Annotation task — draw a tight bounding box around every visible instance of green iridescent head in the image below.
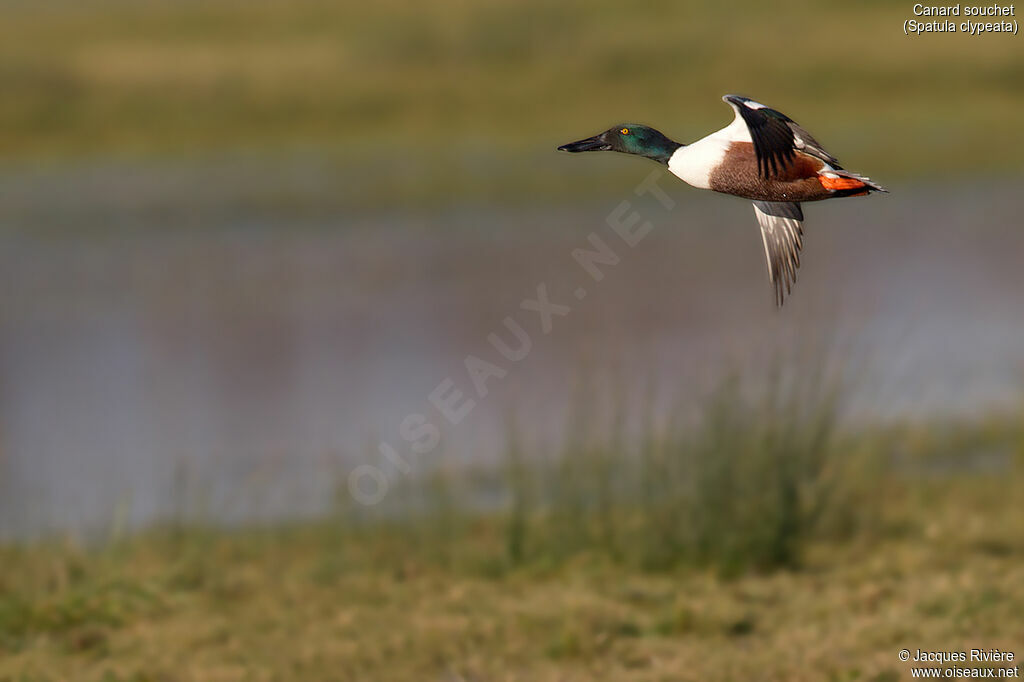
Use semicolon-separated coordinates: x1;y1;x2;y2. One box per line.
558;124;682;164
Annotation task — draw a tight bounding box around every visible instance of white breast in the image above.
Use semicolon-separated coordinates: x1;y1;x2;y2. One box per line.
667;110;751;190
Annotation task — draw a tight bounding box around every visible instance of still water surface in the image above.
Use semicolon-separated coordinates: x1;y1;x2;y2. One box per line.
1;170;1021;537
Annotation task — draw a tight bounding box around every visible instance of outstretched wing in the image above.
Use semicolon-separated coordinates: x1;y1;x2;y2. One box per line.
724;95;840;176
752;200;804;306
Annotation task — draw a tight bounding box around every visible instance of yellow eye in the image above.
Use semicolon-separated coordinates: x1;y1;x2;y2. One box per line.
620;128;630;135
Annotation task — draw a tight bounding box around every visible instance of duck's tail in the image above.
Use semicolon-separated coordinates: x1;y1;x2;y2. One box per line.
818;169;888;196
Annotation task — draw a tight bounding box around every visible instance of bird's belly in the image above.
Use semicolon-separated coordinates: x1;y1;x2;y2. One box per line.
708;171;829;202
706;143;832;202
669;139;832;201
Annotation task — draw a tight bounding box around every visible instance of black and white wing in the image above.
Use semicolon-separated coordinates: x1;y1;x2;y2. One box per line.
723;95;840;176
752;200;804;306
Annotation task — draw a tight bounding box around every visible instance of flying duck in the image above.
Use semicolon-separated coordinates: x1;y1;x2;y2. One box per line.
558;95;887;306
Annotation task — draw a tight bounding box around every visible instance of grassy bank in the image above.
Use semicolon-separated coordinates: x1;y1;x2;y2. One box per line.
0;469;1021;682
2;372;1022;681
2;1;1022;207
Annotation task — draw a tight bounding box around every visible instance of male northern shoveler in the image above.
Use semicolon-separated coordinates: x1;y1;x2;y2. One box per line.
558;95;887;306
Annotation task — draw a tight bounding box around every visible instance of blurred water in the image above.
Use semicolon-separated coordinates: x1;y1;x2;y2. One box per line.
1;165;1022;538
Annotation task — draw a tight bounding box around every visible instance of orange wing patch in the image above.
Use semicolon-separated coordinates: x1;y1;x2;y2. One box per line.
818;175;866;191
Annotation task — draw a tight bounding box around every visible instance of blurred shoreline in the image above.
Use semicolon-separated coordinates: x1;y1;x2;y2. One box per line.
2;154;1022;228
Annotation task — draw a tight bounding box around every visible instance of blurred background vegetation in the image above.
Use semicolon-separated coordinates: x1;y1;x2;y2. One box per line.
1;0;1021;207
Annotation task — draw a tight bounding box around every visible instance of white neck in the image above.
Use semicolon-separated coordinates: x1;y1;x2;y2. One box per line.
666;113;750;190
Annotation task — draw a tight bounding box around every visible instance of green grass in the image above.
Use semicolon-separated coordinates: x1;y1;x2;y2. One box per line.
485;369;863;574
0;468;1021;681
326;365;869;576
5;369;1023;681
1;0;1022;207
